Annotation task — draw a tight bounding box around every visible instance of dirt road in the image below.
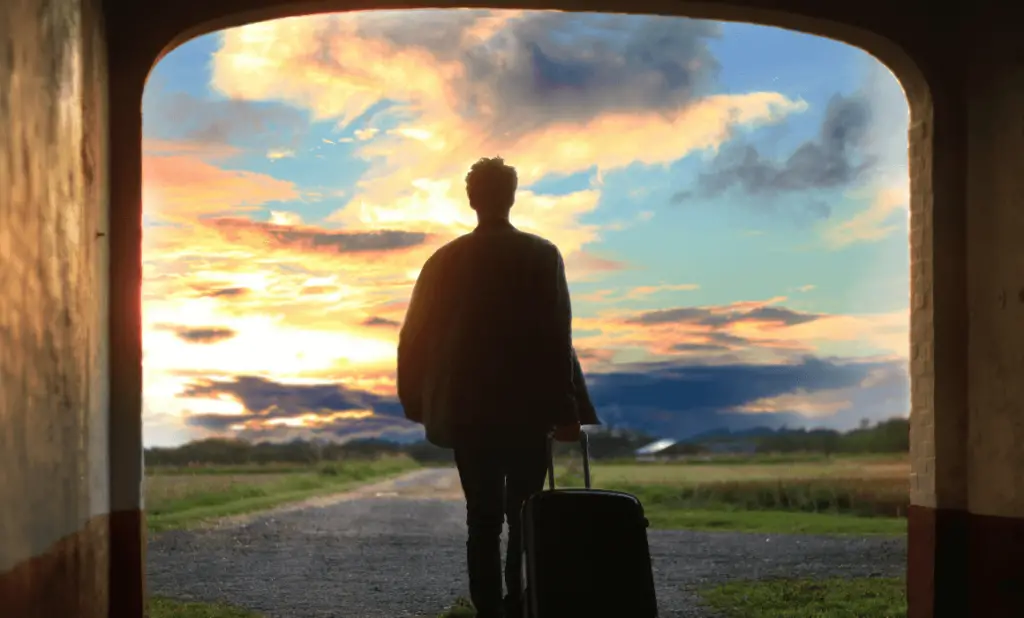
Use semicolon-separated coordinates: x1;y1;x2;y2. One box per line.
147;468;906;617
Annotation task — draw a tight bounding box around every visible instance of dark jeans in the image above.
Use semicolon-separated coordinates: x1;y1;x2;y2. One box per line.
454;434;548;617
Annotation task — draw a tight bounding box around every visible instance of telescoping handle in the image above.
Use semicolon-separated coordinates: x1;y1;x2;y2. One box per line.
546;429;591;490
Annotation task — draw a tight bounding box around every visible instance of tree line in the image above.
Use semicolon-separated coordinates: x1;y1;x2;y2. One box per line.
145;417;908;467
749;417;909;455
144;437;456;467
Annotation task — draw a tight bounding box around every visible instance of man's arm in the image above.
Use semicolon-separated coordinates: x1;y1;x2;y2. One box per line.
538;245;578;428
397;260;435;423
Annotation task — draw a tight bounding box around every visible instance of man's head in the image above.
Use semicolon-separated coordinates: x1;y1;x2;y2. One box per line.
465;157;518;218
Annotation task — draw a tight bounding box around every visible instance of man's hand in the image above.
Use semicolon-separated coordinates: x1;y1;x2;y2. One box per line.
553;421;581;442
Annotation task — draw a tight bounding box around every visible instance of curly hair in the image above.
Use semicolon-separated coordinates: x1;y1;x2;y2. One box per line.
465;156;518;212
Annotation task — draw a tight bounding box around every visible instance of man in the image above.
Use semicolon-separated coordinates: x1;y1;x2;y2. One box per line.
397;157;598;618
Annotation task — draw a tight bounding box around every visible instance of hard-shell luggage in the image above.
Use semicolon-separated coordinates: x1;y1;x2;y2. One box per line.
520;430;658;617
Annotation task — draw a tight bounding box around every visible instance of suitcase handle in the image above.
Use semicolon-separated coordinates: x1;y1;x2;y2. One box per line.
546;429;591;490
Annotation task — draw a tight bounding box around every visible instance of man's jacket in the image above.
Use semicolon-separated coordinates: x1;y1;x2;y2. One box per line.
397;220;599;447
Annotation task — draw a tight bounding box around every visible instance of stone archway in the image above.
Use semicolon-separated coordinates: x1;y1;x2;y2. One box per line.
3;0;1023;617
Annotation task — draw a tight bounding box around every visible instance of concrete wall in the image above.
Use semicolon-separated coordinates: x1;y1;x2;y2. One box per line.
0;0;110;615
962;10;1024;614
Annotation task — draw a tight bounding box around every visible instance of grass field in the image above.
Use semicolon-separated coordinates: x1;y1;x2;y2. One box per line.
700;577;907;617
145;455;419;532
554;454;909;535
149;453;908;617
437;576;907;618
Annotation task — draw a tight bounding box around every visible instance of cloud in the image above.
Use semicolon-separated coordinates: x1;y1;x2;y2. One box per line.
181;283;252;299
144;154;299;220
204;217;430;255
822;182;909;249
626;283;700;299
672;63;910;243
170;354;906;443
206;286;250;298
143;138;242;160
734;362;909;421
225;415;424;444
586;356;908;438
580;283;699;303
216;12;722;132
155;324;239;344
574;298;907;367
679;92;874;200
626;304;822;328
181;375;404;421
266;148;296;160
300;285;336;296
143;90;307;146
363;12;722;133
354;128;379;141
814;64;911;249
670;331;753;353
178;375;420;442
362;316;401;328
210;11;806;266
564;250;630;278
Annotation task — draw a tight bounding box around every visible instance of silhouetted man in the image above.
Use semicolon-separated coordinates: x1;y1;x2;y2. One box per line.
398;157;598;618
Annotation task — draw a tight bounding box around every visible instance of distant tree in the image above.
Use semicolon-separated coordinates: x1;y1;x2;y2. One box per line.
750;417;908;455
143;417;910;468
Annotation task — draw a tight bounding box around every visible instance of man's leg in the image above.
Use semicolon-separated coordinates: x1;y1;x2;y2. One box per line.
502;435;550;614
454;444;506;617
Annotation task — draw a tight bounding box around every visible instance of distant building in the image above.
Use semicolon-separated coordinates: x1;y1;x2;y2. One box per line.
635;436;755;461
634;438;678;461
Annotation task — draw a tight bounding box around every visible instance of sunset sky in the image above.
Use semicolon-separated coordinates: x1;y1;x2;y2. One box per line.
141;9;911;448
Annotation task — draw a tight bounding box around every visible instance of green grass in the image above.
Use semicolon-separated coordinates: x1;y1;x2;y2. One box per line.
147;463;316;476
595;452;901;467
149;597;262;617
699;577;907;617
555;455;907;486
551;456;909;535
145;456;418;532
436;597;476;617
645;505;907;535
435;578;908;618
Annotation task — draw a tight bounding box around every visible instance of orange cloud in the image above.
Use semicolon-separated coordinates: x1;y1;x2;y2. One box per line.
144;154;299;220
580;283;700;302
735;365;908;418
822;181;909;249
143;138;242;159
572;298;907;368
208;12;807;265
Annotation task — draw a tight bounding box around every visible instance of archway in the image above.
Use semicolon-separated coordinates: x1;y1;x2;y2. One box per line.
8;0;1022;617
106;3;943;615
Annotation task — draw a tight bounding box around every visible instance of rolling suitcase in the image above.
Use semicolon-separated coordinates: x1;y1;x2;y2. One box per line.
520;430;658;617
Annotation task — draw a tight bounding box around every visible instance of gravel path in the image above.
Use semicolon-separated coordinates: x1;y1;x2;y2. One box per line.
147;468;906;618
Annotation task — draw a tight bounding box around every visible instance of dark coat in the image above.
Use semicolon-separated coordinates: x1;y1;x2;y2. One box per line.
397;220;599;447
